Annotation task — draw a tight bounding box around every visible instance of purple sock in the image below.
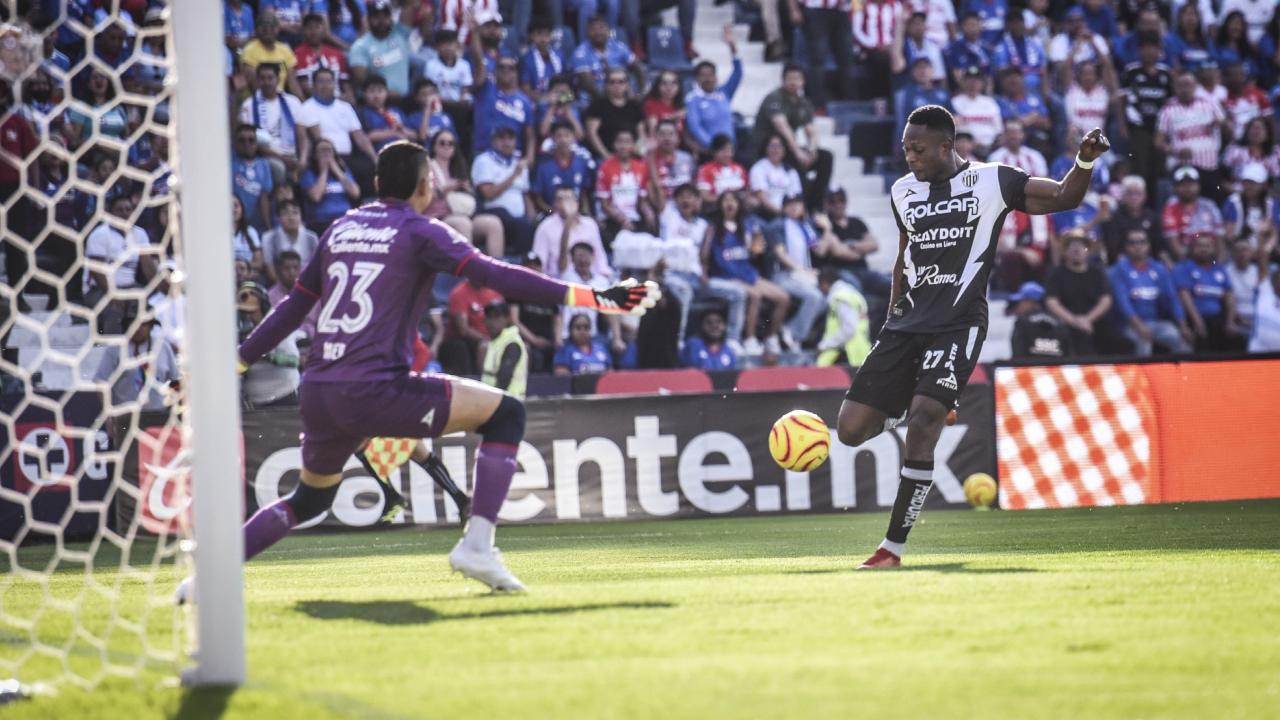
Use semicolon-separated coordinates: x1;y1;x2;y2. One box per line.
243;499;296;561
470;441;518;522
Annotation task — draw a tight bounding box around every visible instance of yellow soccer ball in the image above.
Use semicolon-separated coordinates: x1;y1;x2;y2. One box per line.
769;410;830;472
964;472;998;508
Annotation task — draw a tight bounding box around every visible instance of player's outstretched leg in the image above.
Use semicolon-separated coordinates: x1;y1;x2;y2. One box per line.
441;378;527;592
859;395;949;569
176;471;342;604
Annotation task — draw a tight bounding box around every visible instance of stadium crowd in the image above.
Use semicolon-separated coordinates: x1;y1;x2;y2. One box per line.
1;0;1279;405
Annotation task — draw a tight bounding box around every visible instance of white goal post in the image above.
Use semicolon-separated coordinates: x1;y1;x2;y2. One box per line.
0;1;244;692
172;1;245;688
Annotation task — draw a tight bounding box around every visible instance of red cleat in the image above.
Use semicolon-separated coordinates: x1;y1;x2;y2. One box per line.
857;548;901;570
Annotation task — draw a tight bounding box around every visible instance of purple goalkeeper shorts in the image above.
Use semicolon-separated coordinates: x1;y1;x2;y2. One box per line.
297;374;453;474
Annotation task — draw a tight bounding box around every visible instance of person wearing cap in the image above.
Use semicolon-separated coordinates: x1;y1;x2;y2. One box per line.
1156;71;1232;204
1008;281;1073;359
765;193;829;351
1101;175;1166;265
1162;165;1225;263
237;282;304;407
1109;227;1192;356
1044;230;1113;355
480;300;528;399
944;13;991;89
950;65;1002;157
1223;162;1275;245
93;303;180;411
349;0;416;100
242;8;304;98
1173;233;1243;352
471;125;535;254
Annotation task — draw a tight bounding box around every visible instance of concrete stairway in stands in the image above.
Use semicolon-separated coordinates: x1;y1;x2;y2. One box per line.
2;297;106;391
688;0;1011;361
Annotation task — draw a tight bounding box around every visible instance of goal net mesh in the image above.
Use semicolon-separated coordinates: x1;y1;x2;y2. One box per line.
0;2;194;690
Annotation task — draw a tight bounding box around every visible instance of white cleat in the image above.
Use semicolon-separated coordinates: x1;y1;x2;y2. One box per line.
448;541;526;593
174;576;194;606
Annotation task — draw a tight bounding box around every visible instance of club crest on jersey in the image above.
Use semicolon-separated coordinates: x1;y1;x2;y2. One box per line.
962;171;978;188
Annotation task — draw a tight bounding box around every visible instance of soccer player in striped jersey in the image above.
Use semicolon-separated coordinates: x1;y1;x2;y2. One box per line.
836;106;1109;569
180;141;658;599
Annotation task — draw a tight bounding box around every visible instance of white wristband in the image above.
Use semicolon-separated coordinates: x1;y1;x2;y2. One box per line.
1075;155;1095;170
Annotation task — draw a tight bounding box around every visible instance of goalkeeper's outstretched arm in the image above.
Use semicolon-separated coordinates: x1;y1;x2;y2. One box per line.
454;251;661;316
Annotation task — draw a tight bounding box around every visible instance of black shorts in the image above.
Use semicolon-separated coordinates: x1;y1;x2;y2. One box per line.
845;326;987;417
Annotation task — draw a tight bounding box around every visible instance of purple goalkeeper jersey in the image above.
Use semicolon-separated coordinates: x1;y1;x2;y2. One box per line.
243;198;572;383
297;200;474;382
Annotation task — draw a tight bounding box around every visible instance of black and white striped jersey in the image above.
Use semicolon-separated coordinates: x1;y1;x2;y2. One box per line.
886;161;1029;334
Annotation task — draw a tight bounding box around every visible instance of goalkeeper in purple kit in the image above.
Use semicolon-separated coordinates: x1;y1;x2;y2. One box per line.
183;141;658;596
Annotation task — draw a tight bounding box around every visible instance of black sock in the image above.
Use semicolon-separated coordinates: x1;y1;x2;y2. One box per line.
885;460;934;545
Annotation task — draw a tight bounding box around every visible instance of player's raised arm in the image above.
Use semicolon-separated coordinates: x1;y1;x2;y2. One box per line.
1023;128;1110;215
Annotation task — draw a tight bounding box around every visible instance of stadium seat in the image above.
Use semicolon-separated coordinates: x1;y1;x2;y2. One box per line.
647;26;692;72
735;366;850;393
595;369;712;396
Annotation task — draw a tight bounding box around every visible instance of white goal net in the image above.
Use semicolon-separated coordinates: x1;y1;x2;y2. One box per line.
0;1;242;694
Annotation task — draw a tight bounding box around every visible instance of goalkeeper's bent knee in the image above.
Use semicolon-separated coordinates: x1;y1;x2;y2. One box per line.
285;481;340;523
477;395;526;446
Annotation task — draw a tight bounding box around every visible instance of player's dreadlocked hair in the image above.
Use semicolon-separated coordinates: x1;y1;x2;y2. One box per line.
376;141;429;201
907;105;956;141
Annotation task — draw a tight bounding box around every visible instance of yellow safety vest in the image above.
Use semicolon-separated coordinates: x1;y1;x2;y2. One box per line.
817;281;872;367
481;325;528;399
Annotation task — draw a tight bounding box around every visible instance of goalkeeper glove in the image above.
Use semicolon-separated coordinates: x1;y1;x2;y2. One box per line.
566;278;662;316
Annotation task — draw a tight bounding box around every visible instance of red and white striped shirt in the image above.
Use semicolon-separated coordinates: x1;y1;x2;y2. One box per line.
438;0;500;47
852;0;903;51
1157;97;1225;170
1064;83;1110;133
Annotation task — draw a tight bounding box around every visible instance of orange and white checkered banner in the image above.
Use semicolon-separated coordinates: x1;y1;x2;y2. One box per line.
995;365;1159;509
362;437;416;480
994;358;1280;509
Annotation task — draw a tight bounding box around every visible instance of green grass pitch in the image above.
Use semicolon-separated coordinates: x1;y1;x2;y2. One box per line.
7;500;1280;719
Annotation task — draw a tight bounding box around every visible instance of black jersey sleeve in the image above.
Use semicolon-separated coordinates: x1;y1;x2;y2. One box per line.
997;164;1030;213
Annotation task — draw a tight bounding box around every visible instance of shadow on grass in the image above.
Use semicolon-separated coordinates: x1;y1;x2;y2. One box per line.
173;686;235;720
785;563;1038;575
294;599;675;626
